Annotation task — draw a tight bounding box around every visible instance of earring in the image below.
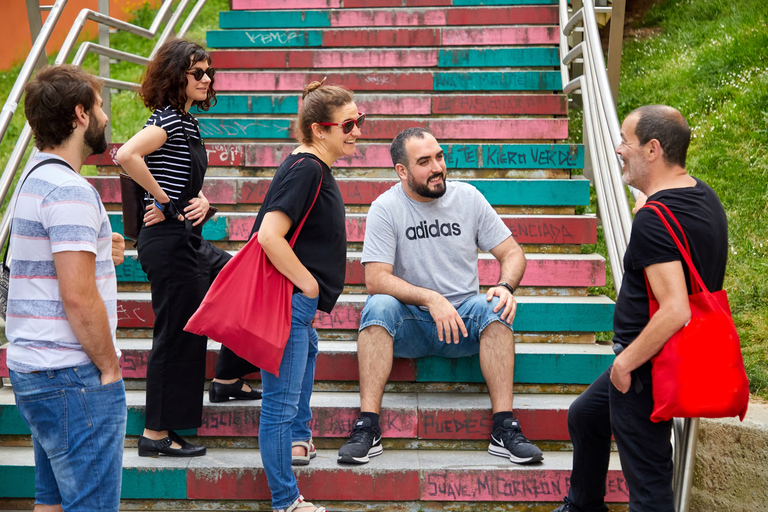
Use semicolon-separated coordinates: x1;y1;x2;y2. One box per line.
319;136;323;139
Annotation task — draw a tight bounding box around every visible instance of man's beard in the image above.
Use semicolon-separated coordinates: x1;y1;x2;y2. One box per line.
84;119;108;156
407;171;446;199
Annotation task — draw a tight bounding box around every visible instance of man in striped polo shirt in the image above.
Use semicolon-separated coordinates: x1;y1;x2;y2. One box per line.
6;65;126;512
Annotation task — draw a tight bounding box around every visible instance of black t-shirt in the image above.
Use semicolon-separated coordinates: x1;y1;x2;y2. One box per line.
250;152;346;313
613;178;728;347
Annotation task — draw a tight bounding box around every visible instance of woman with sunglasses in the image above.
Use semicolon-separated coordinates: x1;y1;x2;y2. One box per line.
253;79;362;512
116;39;260;457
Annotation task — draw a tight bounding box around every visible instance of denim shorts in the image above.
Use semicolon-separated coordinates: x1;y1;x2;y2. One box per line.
10;362;127;511
359;294;514;358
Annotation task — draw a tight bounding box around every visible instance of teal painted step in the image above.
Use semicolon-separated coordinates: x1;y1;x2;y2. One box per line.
437;48;559;67
207;30;323;48
200;94;299;115
460;178;591;206
106;214;228;244
198;118;292;139
0;448;188;499
433;71;562;91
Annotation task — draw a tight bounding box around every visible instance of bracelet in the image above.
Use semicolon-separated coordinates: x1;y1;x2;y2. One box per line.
153;199;164;211
496;282;515;295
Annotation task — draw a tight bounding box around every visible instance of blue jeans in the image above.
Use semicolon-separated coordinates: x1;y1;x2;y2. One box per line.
359;294;513;358
10;363;127;511
259;292;319;510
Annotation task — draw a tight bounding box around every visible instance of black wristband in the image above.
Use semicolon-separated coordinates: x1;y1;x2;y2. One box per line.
496;282;515;295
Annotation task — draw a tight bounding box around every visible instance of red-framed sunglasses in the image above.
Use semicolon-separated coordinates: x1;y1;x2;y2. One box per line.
315;113;365;134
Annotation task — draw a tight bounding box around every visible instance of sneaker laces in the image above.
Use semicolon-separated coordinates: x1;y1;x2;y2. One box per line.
347;423;375;445
496;420;531;448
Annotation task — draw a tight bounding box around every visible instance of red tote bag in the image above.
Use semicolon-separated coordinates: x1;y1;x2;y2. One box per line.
643;201;749;423
185;159;322;377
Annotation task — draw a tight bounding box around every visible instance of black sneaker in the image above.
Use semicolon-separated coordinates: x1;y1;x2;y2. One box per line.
337;416;383;464
552;497;573;511
488;417;543;464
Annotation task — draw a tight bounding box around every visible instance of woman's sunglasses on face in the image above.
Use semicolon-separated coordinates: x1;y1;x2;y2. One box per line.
186;68;216;81
316;113;366;134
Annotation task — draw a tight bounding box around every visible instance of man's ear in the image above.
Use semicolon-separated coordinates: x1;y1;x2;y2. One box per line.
74;104;89;128
395;163;407;180
646;138;663;163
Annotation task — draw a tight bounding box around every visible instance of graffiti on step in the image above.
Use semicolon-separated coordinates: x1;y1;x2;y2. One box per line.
442;145;581;169
116;304;147;324
425;472;629;500
245;31;300;46
206;144;244;166
508;220;576;244
421;412;492;436
199;120;290;138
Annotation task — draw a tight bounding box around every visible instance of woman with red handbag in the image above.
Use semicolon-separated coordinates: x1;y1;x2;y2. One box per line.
253;79;360;512
115;39;260;458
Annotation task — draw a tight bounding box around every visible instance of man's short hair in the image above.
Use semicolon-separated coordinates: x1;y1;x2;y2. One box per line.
630;105;691;168
390;127;431;169
24;65;103;150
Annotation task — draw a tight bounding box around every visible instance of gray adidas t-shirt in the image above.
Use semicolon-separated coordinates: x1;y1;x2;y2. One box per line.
362;181;511;306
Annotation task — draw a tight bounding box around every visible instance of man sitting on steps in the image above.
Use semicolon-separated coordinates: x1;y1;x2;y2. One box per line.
337;127;543;466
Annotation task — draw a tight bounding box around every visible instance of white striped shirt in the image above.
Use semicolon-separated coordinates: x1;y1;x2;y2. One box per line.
5;153;119;372
144;106;201;201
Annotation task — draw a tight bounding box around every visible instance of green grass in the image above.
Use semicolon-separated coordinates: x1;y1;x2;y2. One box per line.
578;0;768;398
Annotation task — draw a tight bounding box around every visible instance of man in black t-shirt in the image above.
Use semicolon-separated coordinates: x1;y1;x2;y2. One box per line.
553;105;728;512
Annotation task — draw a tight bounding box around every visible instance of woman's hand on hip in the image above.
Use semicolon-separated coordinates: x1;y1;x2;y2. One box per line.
184;193;210;226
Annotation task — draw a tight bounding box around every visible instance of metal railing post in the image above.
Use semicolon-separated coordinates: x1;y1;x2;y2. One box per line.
25;0;49;71
98;0;111;142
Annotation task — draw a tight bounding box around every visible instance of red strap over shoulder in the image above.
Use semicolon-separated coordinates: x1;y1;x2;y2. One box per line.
288;158;324;247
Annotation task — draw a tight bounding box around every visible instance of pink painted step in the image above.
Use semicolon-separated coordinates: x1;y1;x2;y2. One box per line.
326;6;558;27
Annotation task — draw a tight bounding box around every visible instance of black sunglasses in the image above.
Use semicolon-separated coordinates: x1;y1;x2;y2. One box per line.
186;68;216;81
316;113;366;134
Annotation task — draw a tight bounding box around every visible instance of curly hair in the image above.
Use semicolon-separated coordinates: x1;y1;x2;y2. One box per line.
139;39;216;112
295;79;354;145
24;64;103;150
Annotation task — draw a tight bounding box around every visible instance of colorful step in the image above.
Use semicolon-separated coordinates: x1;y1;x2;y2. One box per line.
207;27;558;49
206;47;560;70
112;251;605;288
0;447;626;503
0;389;576;440
90;177;590;207
87;142;584;169
104;213;597;246
211;71;562;93
106;293;614;332
218;6;558;29
231;0;561;10
0;340;615;385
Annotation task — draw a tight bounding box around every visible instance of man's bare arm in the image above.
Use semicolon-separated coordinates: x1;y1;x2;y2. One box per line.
365;262;467;343
610;260;691;393
53;251;121;385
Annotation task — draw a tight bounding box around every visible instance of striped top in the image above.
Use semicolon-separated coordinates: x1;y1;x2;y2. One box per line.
5;153;119;372
144;106;202;201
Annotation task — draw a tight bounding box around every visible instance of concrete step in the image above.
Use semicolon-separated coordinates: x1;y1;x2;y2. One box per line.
99;293;614;334
209;47;560;69
0;387;579;440
212;70;562;94
218;6;558;29
90;177;590;209
207;27;559;49
0;447;627;505
88;142;584;171
113;251;605;289
232;0;559;9
104;213;596;249
0;341;615;385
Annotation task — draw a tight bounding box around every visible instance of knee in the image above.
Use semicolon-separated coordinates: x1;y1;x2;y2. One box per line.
359;294;402;335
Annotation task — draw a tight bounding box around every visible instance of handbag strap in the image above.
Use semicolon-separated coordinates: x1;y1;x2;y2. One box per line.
287;157;324;247
642;203;708;298
3;158;76;268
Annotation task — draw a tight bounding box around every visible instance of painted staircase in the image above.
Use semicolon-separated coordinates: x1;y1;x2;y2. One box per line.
0;0;628;510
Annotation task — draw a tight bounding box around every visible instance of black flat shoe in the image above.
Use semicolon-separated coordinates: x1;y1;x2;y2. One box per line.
209;378;262;403
138;432;206;457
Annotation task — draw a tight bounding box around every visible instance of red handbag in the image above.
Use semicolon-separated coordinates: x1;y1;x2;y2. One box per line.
643;201;749;422
184;159;322;377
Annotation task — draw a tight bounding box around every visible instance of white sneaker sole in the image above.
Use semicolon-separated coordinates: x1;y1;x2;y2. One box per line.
338;444;383;464
488;443;543;464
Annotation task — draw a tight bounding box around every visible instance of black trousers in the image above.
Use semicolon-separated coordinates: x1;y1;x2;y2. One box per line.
138;221;258;430
566;363;674;512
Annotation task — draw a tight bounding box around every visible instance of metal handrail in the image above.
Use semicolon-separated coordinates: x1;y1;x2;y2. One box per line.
559;2;697;511
0;0;206;251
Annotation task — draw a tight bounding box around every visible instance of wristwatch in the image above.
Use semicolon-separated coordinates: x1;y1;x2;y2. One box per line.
496;282;516;295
